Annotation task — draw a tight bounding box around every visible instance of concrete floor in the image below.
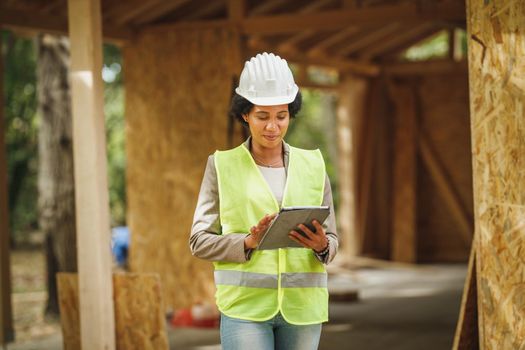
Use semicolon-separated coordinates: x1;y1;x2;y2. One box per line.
6;263;467;350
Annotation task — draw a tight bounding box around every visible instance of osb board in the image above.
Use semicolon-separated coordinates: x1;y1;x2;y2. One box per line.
57;273;168;350
113;273;168;349
57;273;81;350
124;28;241;310
467;0;525;349
416;73;473;262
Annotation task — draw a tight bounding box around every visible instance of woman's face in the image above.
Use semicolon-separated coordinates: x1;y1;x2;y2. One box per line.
243;104;290;149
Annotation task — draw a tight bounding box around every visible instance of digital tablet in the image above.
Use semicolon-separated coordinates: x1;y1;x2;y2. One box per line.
257;206;330;250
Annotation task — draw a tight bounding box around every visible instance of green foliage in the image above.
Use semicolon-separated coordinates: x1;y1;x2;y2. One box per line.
103;44;126;226
2;31;39;237
403;30;449;61
3;32;127;241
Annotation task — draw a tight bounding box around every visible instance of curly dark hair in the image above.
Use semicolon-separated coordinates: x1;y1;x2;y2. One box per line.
229;91;302;125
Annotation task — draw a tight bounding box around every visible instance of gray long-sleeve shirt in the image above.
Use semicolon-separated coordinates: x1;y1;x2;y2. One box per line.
189;138;339;264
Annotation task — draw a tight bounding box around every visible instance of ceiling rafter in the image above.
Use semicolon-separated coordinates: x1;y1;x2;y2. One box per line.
104;0;165;25
335;22;401;57
184;1;225;20
380;26;446;61
247;37;379;76
276;0;335;51
307;26;360;56
250;0;288;16
358;23;437;60
131;0;192;25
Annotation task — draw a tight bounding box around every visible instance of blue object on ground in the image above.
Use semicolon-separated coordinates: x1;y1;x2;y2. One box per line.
111;226;129;266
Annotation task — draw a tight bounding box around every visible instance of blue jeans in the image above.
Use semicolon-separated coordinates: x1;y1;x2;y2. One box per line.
220;312;322;350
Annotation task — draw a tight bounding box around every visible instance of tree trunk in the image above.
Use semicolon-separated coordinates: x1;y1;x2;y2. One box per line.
36;34;77;317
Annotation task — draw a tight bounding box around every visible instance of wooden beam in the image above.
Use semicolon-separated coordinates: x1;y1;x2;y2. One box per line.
67;0;115;348
185;1;225;20
0;32;14;346
380;27;445;60
336;75;368;259
389;81;417;263
0;7;133;44
247;39;380;76
228;0;246;20
132;0;192;25
307;27;360;56
452;243;479;350
418;133;473;247
104;0;164;25
250;0;287;16
383;59;468;75
359;23;437;60
276;0;334;50
336;23;401;57
240;2;465;35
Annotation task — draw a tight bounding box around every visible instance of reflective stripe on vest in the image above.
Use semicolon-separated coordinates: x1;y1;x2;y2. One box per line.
215;270;328;289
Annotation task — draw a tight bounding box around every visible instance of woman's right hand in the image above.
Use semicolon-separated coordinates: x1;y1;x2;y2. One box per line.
244;213;277;250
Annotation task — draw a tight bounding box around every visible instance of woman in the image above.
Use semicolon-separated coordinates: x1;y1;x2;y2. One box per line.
190;52;338;350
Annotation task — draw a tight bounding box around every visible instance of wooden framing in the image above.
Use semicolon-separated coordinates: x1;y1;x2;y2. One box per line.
67;0;115;348
453;244;479;349
359;23;437;60
336;23;401;56
336;75;368;259
129;0;192;25
389;80;418;263
419;133;472;247
0;33;14;346
383;59;468;76
0;6;133;44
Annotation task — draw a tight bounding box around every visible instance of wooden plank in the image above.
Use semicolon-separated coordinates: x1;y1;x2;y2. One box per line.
383;59;468;76
0;6;133;44
389;81;417;263
307;27;360;57
57;273;81;350
228;0;246;20
67;0;115;348
0;32;14;346
250;0;287;16
240;2;465;35
359;23;437;60
336;75;368;259
466;0;525;348
246;39;380;76
452;244;479;350
336;23;401;57
57;273;169;350
132;0;192;25
419;133;473;247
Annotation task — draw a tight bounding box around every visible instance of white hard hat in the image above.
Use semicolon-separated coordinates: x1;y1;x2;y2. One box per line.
235;52;299;106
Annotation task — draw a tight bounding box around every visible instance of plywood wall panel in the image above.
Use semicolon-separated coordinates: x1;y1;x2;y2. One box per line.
124;28;241;310
466;0;525;348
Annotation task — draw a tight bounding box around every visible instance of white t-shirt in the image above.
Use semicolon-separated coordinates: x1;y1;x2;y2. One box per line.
257;165;287;206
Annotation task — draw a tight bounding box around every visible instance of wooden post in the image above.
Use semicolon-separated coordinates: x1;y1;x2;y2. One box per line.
466;0;525;348
336;75;367;259
389;80;417;263
0;32;14;346
67;0;115;348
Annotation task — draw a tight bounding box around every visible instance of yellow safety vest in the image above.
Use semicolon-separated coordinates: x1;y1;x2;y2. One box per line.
213;143;328;325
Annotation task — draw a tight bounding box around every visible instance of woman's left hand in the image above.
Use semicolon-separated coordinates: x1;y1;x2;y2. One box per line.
288;220;329;253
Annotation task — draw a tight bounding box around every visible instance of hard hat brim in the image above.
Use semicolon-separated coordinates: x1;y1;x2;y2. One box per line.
235;85;299;106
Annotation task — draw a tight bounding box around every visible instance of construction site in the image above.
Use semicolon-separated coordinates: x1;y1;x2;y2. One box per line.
0;0;523;349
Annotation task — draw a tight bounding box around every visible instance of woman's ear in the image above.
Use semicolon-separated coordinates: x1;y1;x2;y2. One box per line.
242;114;248;123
